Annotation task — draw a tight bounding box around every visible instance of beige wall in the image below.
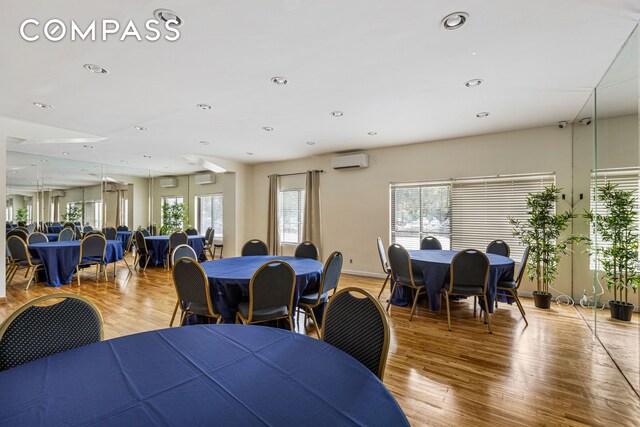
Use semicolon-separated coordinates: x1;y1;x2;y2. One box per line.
249;125;575;297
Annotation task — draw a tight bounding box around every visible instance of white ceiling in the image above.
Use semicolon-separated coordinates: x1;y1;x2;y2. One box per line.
1;0;639;174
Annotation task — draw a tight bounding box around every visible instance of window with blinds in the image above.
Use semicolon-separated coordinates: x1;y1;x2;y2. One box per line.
590;168;640;270
390;184;451;250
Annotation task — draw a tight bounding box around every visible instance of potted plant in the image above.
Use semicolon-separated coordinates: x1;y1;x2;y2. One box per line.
584;182;639;321
509;185;576;309
160;201;189;235
14;208;29;224
62;204;83;223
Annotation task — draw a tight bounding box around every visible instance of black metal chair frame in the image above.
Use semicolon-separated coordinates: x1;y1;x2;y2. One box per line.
133;231;151;272
6;236;43;290
386;244;426;321
75;235;107;285
171;257;222;326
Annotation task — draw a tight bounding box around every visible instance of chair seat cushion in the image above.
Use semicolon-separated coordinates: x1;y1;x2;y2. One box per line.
19;258;41;266
299;292;329;306
497;280;517;289
80;256;103;264
237;302;288;321
449;285;484;295
396;272;424;287
186;302;212;317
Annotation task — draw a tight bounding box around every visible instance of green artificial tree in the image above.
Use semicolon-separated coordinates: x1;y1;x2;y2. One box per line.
14;208;29;223
160;201;189;235
62;204;83;223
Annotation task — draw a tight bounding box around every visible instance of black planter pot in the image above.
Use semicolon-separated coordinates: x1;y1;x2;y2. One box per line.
533;291;552;309
610;301;634;321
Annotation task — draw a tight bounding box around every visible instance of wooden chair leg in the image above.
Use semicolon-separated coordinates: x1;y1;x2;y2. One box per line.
482;295;492;334
378;273;390;300
386;282;398;313
444;291;452;331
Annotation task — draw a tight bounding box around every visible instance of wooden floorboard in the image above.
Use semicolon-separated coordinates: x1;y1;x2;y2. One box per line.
1;258;639;426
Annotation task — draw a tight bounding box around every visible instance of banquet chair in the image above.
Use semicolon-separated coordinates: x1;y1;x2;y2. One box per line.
241;239;269;256
172;258;222;326
213;242;224;259
27;223;35;233
85;230;104;237
297;251;343;337
6;236;43;289
104;227;118;241
133;231;151;272
149;225;157;236
14;226;29;235
420;236;443;250
203;227;214;259
140;228;151;237
75;234;107;285
58;228;75;242
376;237;392;300
294;241;319;260
63;222;75;230
236;261;296;330
487;240;510;257
17;221;26;227
169;245;198;326
27;232;48;245
185;227;198;236
386;244;426;321
120;232;135;275
116;225;129;231
83;225;93;234
7;228;28;242
443;249;492;333
321;287;390;381
0;293;103;372
166;232;188;270
496;246;530;325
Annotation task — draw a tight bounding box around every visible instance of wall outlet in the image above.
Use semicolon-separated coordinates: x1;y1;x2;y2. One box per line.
349;259;353;264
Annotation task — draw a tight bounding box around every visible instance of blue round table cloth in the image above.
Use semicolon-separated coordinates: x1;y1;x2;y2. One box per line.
391;249;515;313
143;235;205;266
29;240;124;287
44;233;59;242
0;325;408;426
201;256;323;322
116;231;132;248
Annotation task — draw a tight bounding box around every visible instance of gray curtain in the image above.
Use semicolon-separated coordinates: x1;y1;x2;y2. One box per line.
115;190;123;228
267;174;281;255
303;170;322;259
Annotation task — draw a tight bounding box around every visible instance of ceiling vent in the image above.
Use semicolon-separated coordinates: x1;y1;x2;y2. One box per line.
331;153;369;170
195;173;216;185
159;177;178;188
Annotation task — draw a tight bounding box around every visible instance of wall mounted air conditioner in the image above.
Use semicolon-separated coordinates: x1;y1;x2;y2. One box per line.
52;191;65;198
159;177;178;188
331;153;369;170
104;183;128;192
195;173;216;185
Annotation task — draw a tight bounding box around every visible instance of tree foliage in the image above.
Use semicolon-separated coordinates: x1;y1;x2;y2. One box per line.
160;201;188;235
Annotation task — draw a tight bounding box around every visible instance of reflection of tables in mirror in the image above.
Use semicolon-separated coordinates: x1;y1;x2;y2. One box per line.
0;325;408;425
46;225;82;236
201;255;323;322
44;233;59;242
143;235;206;266
28;240;124;287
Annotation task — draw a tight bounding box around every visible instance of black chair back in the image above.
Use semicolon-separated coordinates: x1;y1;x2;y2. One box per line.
0;294;102;371
85;230;105;237
387;244;414;285
83;226;94;234
321;287;390;380
7;229;28;242
449;250;490;292
172;258;215;315
26;224;35;233
204;227;213;242
140;228;150;237
135;231;148;255
249;261;295;314
149;225;157;236
104;227;117;241
172;244;197;265
27;233;48;245
515;246;530;287
58;228;74;241
420;236;442;250
294;241;319;260
319;251;343;295
79;235;106;262
117;225;128;232
15;226;29;234
487;240;510;257
185;228;198;236
7;236;29;262
241;239;269;256
207;228;215;247
63;222;75;229
377;238;390;273
169;232;188;250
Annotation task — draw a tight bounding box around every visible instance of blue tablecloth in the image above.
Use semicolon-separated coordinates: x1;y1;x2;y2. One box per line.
391;250;515;313
0;325;408;426
116;231;132;249
44;233;59;242
201;256;323;322
29;240;124;287
47;225;81;237
143;235;206;266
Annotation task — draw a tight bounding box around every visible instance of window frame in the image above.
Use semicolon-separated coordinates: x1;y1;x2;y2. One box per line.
195;193;223;239
279;188;305;244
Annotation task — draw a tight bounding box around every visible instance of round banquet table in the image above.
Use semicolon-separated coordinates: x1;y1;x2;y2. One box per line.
116;231;132;248
143;235;206;266
391;249;515;313
0;325;409;426
201;256;323;322
29;240;124;287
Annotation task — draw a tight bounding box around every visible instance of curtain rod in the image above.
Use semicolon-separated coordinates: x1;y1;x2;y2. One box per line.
390;172;556;186
268;170;324;178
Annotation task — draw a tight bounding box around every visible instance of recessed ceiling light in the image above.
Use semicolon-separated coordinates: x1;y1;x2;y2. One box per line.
135;126;148;131
368;131;378;136
465;79;483;88
262;126;274;131
81;169;88;172
30;164;37;167
82;144;93;148
331;111;344;117
306;141;316;145
83;64;108;74
199;141;210;145
62;152;70;156
164;166;170;169
442;12;468;30
40;159;48;163
11;170;17;174
188;162;196;165
271;76;288;85
143;155;152;159
120;160;128;163
154;9;183;27
476;112;490;118
246;152;254;155
197;103;212;110
33;102;53;109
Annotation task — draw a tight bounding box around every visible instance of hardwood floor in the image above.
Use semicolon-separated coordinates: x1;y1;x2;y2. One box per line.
1;257;639;426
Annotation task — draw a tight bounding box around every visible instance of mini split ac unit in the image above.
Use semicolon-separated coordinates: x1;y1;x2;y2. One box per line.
195;173;216;185
52;191;65;198
331;153;369;170
159;178;178;188
104;183;128;192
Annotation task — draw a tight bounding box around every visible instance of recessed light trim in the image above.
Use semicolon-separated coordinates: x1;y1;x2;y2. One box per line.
368;131;378;136
199;141;210;145
33;102;53;109
246;152;255;155
331;111;344;117
271;76;288;85
262;126;274;132
82;144;93;149
465;79;483;88
62;152;70;156
196;103;212;110
188;162;196;165
154;9;183;27
442;12;468;30
476;112;490;118
306;141;316;146
83;64;108;74
135;126;148;131
143;155;152;159
120;160;128;163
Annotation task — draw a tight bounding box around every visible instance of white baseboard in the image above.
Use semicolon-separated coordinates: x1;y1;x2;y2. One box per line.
342;269;387;279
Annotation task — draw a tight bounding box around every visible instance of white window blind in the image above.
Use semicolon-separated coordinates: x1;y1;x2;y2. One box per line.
590;168;640;270
451;174;555;260
390;184;451;250
279;189;305;244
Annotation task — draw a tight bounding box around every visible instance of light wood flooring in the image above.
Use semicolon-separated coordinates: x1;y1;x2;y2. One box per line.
1;257;639;426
